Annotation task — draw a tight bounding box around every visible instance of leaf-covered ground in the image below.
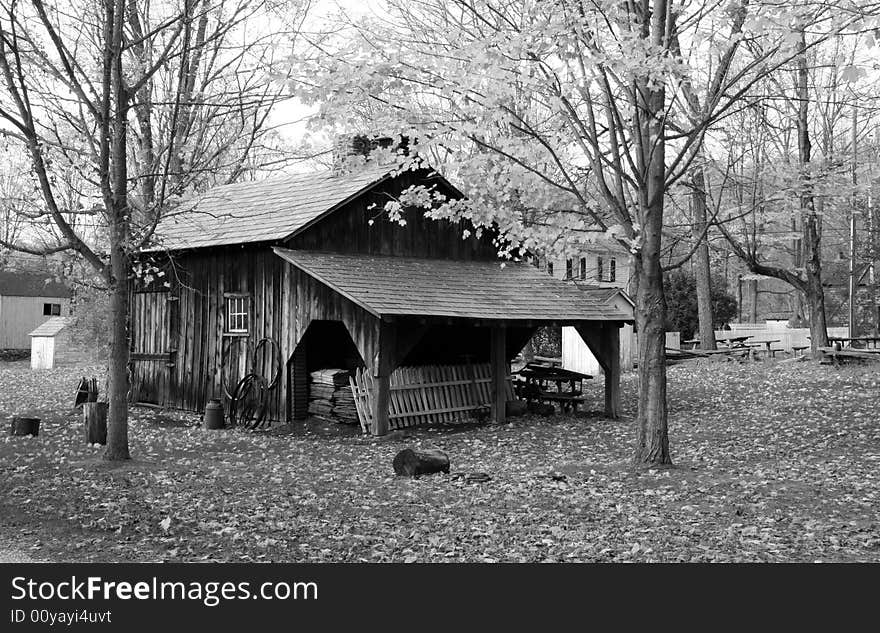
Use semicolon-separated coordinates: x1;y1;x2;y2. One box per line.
1;358;878;562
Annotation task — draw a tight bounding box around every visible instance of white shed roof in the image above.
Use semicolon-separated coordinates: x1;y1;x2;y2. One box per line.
29;317;70;337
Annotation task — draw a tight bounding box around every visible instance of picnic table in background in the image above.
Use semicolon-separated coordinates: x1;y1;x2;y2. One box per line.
682;334;752;350
745;338;782;357
818;345;880;365
512;363;592;412
827;336;880;350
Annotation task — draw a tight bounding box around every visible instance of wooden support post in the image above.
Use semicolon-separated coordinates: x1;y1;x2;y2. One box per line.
371;321;397;436
604;325;620;419
575;323;622;419
490;325;507;424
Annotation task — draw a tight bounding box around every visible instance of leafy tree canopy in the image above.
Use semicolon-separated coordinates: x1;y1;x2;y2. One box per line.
664;270;738;340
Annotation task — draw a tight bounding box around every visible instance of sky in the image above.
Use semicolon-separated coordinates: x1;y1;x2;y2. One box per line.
265;0;378;149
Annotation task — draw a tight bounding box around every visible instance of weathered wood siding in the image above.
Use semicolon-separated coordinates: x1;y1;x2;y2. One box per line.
287;171;499;260
131;170;504;420
0;295;70;349
131;246;381;421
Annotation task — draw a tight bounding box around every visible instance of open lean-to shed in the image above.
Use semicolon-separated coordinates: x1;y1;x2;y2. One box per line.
137;158;633;435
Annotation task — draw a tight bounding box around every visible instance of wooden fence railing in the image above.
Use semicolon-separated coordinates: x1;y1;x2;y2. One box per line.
350;363;514;434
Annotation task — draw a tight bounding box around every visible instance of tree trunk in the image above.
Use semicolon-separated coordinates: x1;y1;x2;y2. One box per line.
795;28;828;352
737;274;743;322
104;0;132;461
633;42;671;465
749;280;758;323
803;213;829;350
691;167;716;350
104;245;131;460
634;253;671;464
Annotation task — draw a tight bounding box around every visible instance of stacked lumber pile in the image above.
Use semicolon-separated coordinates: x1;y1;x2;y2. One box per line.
308;369;358;423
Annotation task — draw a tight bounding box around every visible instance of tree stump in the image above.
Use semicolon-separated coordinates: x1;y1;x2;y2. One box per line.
9;417;40;437
392;448;450;477
83;402;108;445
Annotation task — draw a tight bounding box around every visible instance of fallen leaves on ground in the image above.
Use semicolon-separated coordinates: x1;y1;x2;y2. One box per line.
0;358;878;562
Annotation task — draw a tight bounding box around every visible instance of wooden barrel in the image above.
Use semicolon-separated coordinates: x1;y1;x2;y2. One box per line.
9;416;40;437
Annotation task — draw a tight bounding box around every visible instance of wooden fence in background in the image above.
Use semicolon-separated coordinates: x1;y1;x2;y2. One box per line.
350;363;515;434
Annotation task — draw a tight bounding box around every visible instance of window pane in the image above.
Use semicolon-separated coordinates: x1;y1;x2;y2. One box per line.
579;257;586;280
226;296;248;332
610;258;616;282
597;257;603;281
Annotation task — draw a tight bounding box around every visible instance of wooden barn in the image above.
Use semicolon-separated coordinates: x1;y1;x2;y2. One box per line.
136;150;633;435
0;270;71;350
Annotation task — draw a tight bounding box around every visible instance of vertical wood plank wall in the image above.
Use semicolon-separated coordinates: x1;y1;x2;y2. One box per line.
130;170;623;422
131;246;382;422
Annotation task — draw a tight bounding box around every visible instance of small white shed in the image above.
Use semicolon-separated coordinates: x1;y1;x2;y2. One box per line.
562;288;637;374
29;317;72;370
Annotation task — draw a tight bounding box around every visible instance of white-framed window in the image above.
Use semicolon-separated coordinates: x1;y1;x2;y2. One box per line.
43;303;61;316
609;257;616;282
579;257;587;280
225;294;249;333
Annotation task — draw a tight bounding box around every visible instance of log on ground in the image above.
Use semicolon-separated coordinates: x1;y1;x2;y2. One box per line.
392;448;450;477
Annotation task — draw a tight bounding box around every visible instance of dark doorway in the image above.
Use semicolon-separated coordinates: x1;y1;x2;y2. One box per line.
287;320;365;420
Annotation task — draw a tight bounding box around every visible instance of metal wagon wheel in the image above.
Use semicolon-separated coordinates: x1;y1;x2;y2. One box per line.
252;337;283;391
220;336;253;400
229;373;269;430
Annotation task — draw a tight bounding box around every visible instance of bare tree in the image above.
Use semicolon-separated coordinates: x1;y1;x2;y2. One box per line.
715;27;878;350
0;0;304;460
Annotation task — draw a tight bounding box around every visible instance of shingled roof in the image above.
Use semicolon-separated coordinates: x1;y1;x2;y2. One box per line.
273;248;633;322
149;166;391;251
29;316;70;337
0;270;71;298
577;285;634;307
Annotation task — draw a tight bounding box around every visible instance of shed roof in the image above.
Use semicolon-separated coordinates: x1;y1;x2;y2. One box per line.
148;166;392;251
28;316;70;337
0;270;71;298
273;248;633;323
577;285;635;307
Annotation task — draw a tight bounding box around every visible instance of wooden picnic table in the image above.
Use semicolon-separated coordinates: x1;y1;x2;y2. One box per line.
827;336;880;349
746;339;781;357
818;345;880;366
682;334;752;350
512;364;592;413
